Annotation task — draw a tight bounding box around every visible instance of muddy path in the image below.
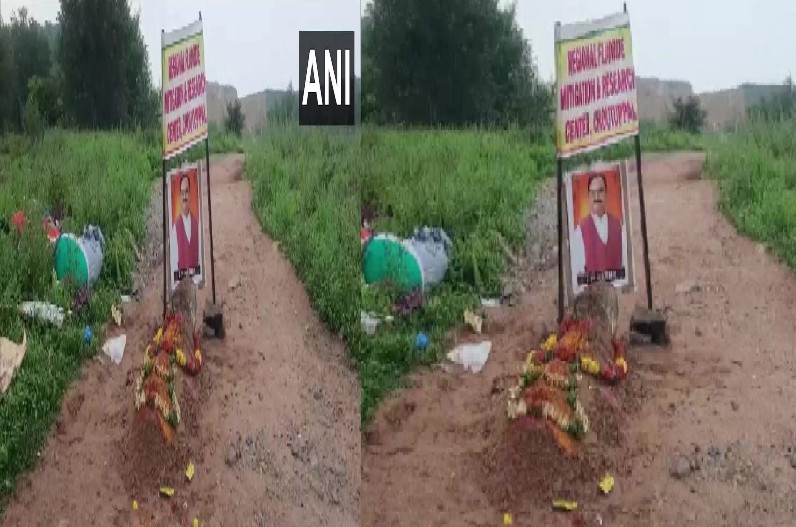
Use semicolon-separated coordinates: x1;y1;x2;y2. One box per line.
361;152;796;526
2;154;360;527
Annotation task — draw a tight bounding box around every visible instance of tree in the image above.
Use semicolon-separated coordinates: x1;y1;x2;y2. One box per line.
747;77;795;122
361;0;550;127
27;74;63;127
9;8;52;129
0;22;14;133
58;0;156;129
266;82;299;126
668;95;706;133
224;99;245;136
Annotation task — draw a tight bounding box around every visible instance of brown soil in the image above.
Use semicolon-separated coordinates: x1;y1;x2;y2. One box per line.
361;152;796;526
1;154;360;527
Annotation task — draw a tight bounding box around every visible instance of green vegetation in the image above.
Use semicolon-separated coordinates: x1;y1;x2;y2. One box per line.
746;77;795;121
245;125;359;353
706;119;796;267
362;0;550;128
0;131;153;511
357;124;703;423
668;96;708;134
224;99;245;137
0;1;247;513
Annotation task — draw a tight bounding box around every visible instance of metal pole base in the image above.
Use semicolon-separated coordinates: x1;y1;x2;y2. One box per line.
629;306;669;346
203;299;225;339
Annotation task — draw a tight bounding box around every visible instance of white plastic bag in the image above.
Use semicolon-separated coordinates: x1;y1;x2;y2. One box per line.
20;302;65;328
102;334;127;365
447;341;492;373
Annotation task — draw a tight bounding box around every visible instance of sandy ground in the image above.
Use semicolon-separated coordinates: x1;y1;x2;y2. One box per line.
1;154;360;527
361;152;796;527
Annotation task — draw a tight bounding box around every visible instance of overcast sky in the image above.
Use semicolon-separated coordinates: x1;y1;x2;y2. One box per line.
516;0;793;93
2;0;361;98
359;0;792;94
3;1;791;94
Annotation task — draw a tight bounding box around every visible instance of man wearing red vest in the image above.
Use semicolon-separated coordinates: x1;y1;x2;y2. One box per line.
571;171;626;290
170;173;200;281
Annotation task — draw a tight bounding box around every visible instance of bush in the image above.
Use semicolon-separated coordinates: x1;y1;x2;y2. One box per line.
224;99;245;137
668;96;707;134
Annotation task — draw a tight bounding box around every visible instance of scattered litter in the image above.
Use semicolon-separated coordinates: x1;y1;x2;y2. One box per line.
598;473;615;494
20;301;66;328
393;289;424;317
361;311;379;336
503;512;513;525
160;486;174;498
186;461;195;481
384;315;394;323
111;304;122;327
102;334;127;365
193;519;199;527
415;332;429;350
132;500;138;511
447;341;492;373
406;227;452;290
480;298;500;307
362;227;452;293
464;309;483;334
552;499;578;511
84;326;93;343
53;224;105;288
0;330;27;396
72;285;90;312
120;295;132;304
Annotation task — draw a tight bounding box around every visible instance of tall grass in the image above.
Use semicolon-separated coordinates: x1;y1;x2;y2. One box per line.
0;131;152;512
246;125;359;352
706;119;796;266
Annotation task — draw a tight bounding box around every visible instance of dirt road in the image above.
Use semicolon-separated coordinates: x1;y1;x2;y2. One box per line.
362;152;796;526
1;154;360;527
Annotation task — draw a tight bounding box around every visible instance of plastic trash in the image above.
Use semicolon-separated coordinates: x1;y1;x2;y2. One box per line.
415;332;429;350
20;301;66;328
405;227;452;290
102;334;127;364
54;224;105;288
361;227;452;293
84;326;93;343
447;341;492;373
361;311;379;336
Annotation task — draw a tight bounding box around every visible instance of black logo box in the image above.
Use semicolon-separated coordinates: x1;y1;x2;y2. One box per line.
299;31;355;126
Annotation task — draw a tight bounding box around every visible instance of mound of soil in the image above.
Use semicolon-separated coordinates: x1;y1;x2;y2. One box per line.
482;378;630;512
118;369;208;499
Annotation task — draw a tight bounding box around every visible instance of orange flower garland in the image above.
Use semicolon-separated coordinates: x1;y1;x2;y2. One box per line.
507;315;629;438
134;313;203;440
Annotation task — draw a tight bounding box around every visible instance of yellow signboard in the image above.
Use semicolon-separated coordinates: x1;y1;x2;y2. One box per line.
554;12;639;158
161;19;208;160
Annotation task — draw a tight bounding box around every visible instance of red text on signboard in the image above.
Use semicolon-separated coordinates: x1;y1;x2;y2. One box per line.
567;38;626;77
164;73;207;115
168;43;202;82
166;105;207;148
